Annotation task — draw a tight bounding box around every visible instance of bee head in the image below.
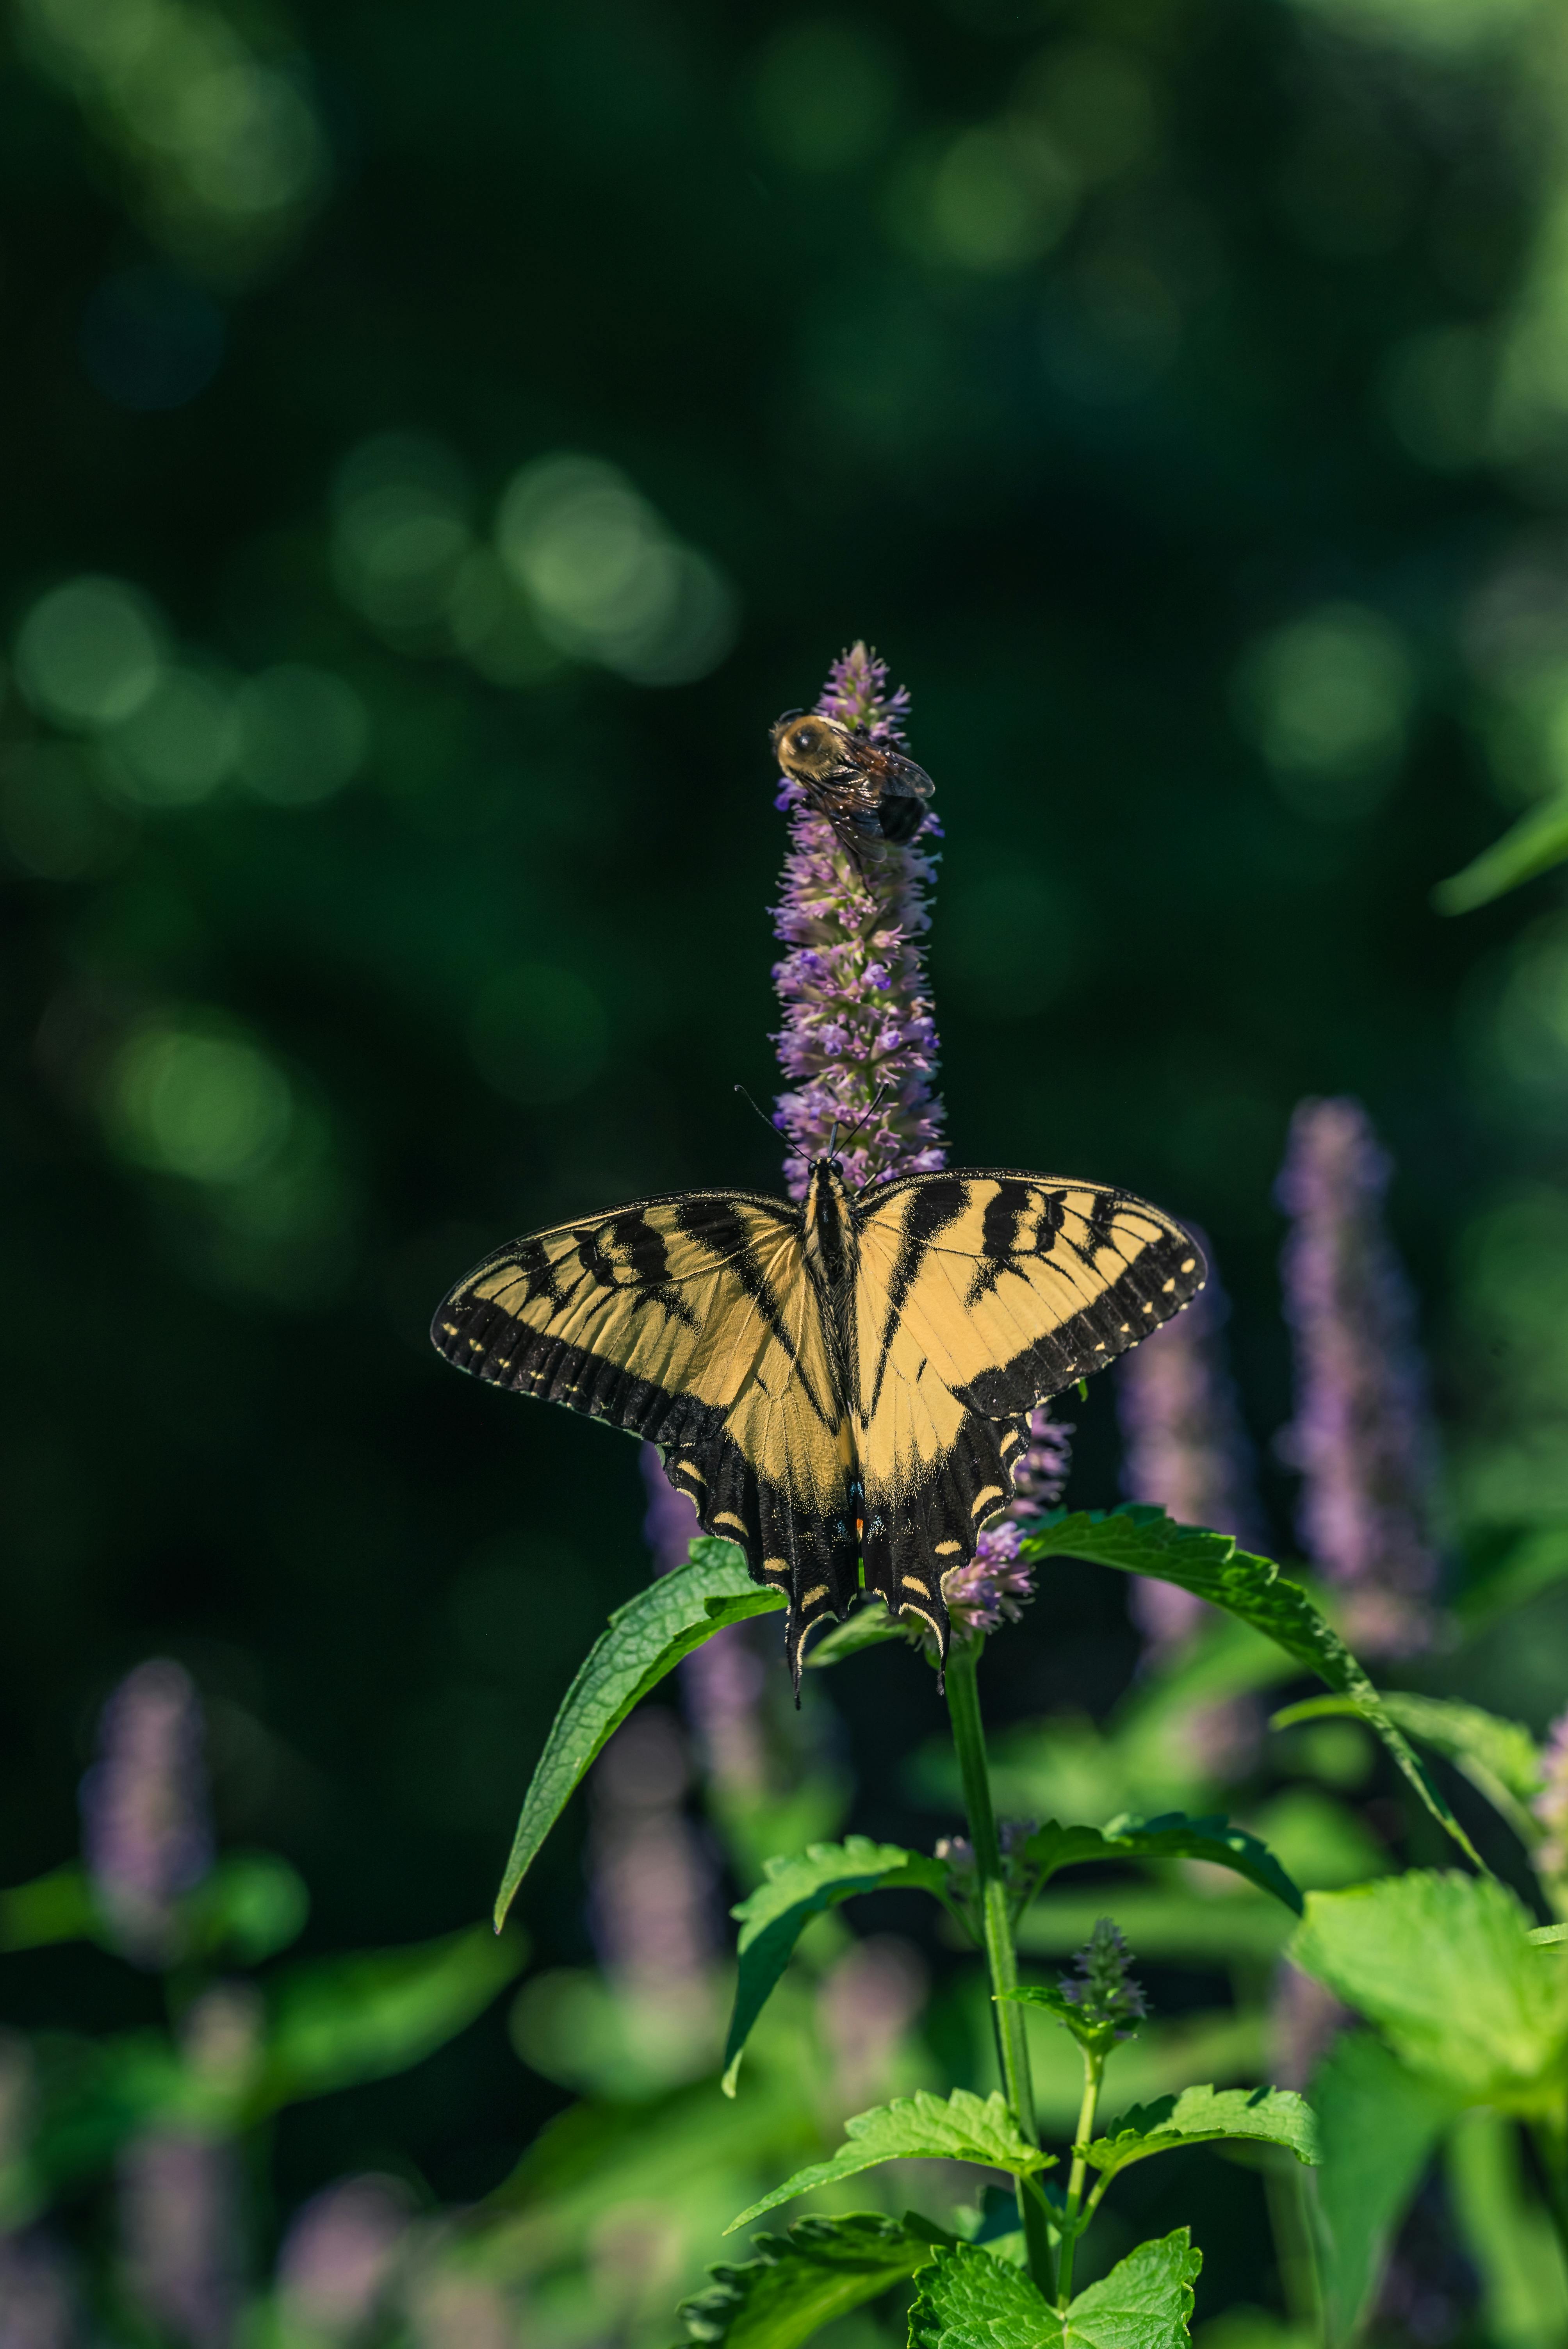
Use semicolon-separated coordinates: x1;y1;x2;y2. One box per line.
770;709;847;781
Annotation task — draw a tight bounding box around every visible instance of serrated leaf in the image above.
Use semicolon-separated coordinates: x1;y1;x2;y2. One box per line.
257;1924;527;2108
723;1839;953;2093
675;2210;952;2349
1081;2084;1319;2182
804;1600;913;1668
1290;1873;1568;2110
724;2090;1054;2234
495;1539;783;1924
909;2230;1201;2349
1274;1691;1542;1843
1432;792;1568;916
1311;2032;1462;2344
1020;1814;1302;1916
1023;1507;1480;1866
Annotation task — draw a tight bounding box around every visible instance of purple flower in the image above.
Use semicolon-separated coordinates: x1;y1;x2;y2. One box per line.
0;2231;77;2349
944;1406;1073;1639
1276;1098;1440;1658
1116;1246;1268;1655
277;2176;410;2336
118;2133;240;2349
772;643;946;1198
1058;1918;1147;2042
79;1659;214;1965
1534;1709;1568;1885
1268;1960;1349;2091
587;1707;718;2005
640;1445;769;1800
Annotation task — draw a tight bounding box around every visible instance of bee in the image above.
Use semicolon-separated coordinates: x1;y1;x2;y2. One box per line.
770;709;935;872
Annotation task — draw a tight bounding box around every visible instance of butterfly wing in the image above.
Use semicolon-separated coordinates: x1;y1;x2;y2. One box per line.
430;1191;858;1672
849;1170;1206;1653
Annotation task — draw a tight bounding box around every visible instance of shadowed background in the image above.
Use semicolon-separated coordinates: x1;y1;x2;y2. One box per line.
6;0;1568;2324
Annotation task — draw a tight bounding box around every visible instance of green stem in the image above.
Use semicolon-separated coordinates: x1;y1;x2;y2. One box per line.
945;1637;1056;2303
1054;2042;1104;2307
1529;2112;1568;2266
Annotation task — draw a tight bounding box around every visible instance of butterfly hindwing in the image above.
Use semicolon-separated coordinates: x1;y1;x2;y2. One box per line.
848;1169;1205;1641
430;1191;859;1665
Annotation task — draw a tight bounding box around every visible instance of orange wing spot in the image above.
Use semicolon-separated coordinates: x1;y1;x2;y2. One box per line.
714;1511;748;1535
934;1540;962;1556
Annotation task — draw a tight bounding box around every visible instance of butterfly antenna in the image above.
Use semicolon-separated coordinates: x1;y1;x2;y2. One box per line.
837;1084;890;1153
734;1084;810;1170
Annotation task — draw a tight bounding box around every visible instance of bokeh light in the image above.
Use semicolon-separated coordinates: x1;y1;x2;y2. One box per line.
1233;604;1417;818
15;577;165;731
232;667;369;804
494;455;737;686
0;744;128;879
109;1023;294;1183
750;20;902;173
332;435;475;639
107;667;239;805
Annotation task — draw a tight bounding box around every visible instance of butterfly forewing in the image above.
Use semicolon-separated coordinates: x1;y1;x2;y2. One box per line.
431;1191;859;1666
847;1170;1205;1633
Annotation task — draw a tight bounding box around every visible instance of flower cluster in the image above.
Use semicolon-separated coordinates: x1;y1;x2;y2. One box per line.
1116;1248;1267;1654
78;1658;213;1965
640;1444;768;1799
943;1406;1074;1639
1534;1709;1568;1887
1058;1917;1147;2044
1276;1097;1440;1657
772;643;945;1198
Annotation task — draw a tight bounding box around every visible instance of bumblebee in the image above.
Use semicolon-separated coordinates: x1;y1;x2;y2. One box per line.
770;709;935;869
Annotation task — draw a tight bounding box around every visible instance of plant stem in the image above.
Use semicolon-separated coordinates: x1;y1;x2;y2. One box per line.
944;1637;1057;2302
1054;2043;1104;2306
1529;2111;1568;2266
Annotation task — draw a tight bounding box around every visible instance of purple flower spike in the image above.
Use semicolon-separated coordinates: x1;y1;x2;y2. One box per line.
1116;1246;1269;1655
943;1406;1073;1640
79;1659;214;1966
640;1444;769;1798
1276;1098;1440;1659
1534;1709;1568;1887
118;2132;239;2349
772;643;946;1198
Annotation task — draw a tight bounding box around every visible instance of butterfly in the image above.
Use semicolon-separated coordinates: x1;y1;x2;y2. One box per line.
431;1157;1205;1685
771;710;935;870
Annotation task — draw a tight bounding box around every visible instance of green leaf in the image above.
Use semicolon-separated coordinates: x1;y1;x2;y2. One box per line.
1432;791;1568;915
0;1864;97;1953
1311;2032;1462;2345
1080;2084;1319;2184
803;1599;913;1668
675;2211;953;2348
724;2090;1054;2234
185;1853;310;1964
1018;1888;1295;1966
1023;1507;1480;1865
494;1539;783;1924
723;1839;953;2093
257;1923;527;2108
1272;1692;1542;1844
1446;2109;1568;2348
909;2230;1201;2349
1019;1813;1302;1916
1290;1872;1568;2109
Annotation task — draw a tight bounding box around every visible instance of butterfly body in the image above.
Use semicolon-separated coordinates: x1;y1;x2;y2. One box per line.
431;1160;1204;1684
771;709;935;855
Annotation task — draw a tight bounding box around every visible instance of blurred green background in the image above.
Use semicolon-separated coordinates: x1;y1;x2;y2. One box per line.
7;0;1568;2328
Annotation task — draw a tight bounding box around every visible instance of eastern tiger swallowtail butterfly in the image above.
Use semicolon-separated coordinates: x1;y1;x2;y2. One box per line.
431;1159;1205;1685
771;709;935;865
